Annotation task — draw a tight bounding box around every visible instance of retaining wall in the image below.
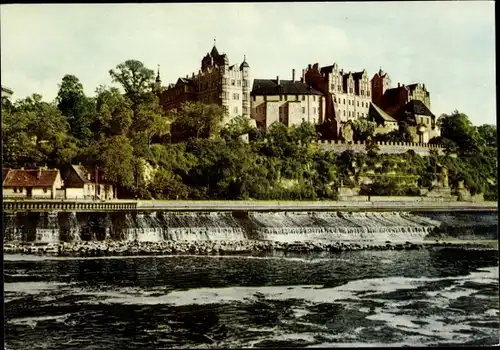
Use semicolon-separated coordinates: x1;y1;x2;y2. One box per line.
314;140;444;156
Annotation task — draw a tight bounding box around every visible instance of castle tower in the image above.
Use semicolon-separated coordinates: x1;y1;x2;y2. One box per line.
371;67;391;106
240;55;250;119
154;64;162;94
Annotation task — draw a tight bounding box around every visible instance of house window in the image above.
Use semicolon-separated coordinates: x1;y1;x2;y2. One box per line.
237;80;241;87
43;188;48;193
284;95;288;101
13;188;17;193
231;80;235;86
302;95;305;101
302;107;305;114
234;107;238;114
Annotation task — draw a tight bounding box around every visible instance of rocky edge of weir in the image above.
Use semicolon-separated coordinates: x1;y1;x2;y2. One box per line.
3;239;496;257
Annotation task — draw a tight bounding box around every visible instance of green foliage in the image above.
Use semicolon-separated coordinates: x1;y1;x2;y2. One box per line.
351;117;376;141
3;58;496;201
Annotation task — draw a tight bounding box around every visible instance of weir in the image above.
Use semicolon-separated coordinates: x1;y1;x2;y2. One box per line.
3;211;497;244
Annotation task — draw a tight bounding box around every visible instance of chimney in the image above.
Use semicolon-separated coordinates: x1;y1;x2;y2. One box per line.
302;69;306;81
37;168;42;179
398;82;400;88
292;69;295;83
276;76;280;85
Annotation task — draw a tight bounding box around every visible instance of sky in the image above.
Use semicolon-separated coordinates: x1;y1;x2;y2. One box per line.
1;2;496;125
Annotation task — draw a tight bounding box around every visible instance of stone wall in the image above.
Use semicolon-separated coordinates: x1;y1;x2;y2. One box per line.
314;140;444;156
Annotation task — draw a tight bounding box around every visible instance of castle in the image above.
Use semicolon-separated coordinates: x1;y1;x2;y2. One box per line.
158;41;250;125
159;43;440;144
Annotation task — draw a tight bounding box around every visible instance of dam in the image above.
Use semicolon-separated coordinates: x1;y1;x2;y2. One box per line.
3;209;498;244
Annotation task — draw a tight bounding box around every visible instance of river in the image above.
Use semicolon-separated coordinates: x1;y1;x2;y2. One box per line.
4;247;499;349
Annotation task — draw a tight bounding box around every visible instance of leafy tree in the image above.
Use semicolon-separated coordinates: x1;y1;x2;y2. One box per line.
170;101;225;140
56;74;96;145
99;135;135;189
351;117;376;141
109;60;155;102
93;86;133;138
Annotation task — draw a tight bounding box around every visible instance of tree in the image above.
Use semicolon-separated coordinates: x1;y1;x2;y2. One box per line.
170;101;225;140
351;117;376;141
56;74;96;145
99;135;135;189
221;115;254;141
438;110;480;154
93;86;133;138
109;60;155;102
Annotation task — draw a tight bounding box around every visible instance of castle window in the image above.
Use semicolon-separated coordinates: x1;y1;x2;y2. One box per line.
313;107;316;114
43;188;48;193
302;107;305;114
313;96;316;101
349;88;353;94
284;95;288;101
361;90;364;96
280;95;283;101
13;187;17;193
343;110;345;116
367;91;371;97
302;95;305;101
253;96;256;101
338;85;341;91
331;84;334;90
243;80;248;87
243;94;248;101
231;80;235;86
237;80;241;87
223;78;228;85
348;100;350;105
343;99;345;104
234;107;238;114
357;101;359;107
357;112;359;117
348;111;351;117
296;95;299;101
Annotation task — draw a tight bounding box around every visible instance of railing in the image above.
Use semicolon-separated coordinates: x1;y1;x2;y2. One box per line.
3;200;137;212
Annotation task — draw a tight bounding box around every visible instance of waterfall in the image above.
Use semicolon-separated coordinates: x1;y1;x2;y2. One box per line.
4;214;22;242
249;212;439;243
3;210;494;245
35;212;60;243
68;212;82;242
163;213;246;241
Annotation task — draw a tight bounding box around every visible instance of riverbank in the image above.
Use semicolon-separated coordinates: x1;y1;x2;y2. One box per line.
3;199;498;213
4;239;497;258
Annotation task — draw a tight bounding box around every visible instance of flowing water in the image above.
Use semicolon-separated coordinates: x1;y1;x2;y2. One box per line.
4;248;499;349
5;211;496;244
3;210;498;348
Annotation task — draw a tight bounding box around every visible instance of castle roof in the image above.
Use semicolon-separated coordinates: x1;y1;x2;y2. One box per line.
177;77;194;86
252;79;323;95
369;102;397;122
240;55;249;69
399;100;434;117
210;45;220;58
352;70;365;80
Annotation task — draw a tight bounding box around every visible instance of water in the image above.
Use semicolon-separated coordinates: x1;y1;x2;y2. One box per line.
5;211;496;244
4;248;499;348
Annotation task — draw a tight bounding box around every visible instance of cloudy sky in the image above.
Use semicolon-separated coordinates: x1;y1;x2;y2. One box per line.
1;2;495;125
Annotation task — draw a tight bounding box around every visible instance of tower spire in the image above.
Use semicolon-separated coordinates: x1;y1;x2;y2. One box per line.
156;64;161;82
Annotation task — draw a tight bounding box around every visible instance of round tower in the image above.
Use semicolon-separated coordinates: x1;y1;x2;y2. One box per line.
240;55;250;119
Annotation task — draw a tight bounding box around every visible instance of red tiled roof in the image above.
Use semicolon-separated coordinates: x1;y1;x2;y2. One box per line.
3;168;11;185
3;169;59;188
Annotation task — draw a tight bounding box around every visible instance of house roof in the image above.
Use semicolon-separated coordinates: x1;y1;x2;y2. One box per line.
399;100;434;117
251;79;323;95
3;169;60;188
370;102;397;122
3;168;11;184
